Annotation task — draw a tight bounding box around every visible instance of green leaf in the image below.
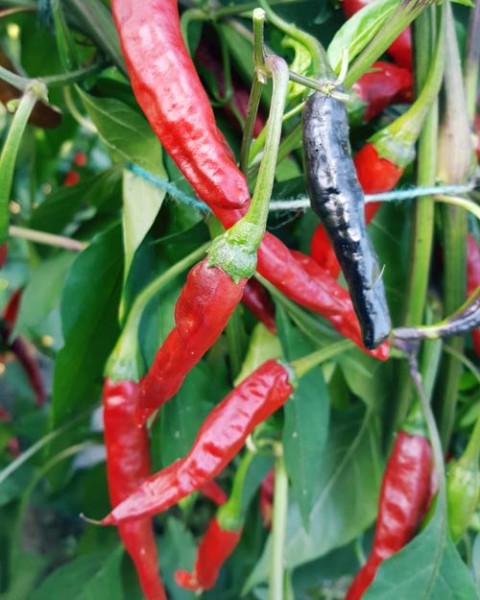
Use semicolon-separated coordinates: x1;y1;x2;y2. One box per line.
234;323;282;385
244;406;382;590
363;504;479;599
50;225;122;426
327;0;401;73
122;169;165;282
31;548;124;600
160;518;197;600
77;89;164;176
1;551;46;600
277;305;330;528
14;253;75;341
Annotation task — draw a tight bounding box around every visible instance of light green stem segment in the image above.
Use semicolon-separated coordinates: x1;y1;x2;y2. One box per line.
464;0;480;122
217;451;255;531
107;243;210;382
371;1;446;167
208;55;289;281
461;415;480;467
0;83;46;243
345;0;435;87
292;339;353;379
268;451;288;600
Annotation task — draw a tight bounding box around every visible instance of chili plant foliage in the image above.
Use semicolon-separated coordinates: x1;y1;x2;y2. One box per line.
0;0;480;599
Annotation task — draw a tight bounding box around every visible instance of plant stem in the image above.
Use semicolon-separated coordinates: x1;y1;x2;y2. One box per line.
465;0;480;122
0;83;46;243
434;1;472;448
8;225;85;251
292;339;353;378
394;5;439;431
268;450;288;600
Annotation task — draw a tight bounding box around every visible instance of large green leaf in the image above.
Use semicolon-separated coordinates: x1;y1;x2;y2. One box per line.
363;504;478;599
160;518;197;600
31;548;124;600
50;225;122;427
77;89;165;176
277;305;330;529
327;0;401;72
244;406;383;590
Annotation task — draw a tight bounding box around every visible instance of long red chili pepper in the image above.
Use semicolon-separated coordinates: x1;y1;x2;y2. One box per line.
467;234;480;356
350;61;413;125
112;0;249;211
103;379;167;600
345;409;433;599
242;279;277;334
138;258;247;424
175;517;242;592
112;0;388;361
100;359;294;525
342;0;412;70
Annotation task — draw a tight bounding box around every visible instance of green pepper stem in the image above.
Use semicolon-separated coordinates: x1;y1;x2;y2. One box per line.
106;242;210;382
0;83;46;243
371;2;445;167
217;451;255;531
292;340;353;379
268;450;288;600
345;0;435;87
460;415;480;467
435;194;480;222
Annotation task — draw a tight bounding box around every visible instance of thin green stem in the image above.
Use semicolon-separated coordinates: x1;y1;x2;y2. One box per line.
292;340;353;378
0;83;46;243
435;195;480;222
394;5;440;431
268;450;288;600
218;450;255;530
443;344;480;385
465;0;480;122
461;415;480;466
9;225;85;251
0;61;104;92
107;242;210;381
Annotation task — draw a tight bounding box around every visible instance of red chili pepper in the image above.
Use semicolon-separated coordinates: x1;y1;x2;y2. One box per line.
0;243;7;269
345;423;432;599
103;378;167;600
467;234;480;356
112;0;249;211
175;517;242;592
113;0;388;360
341;0;412;70
138;258;247;424
200;480;228;506
259;468;275;528
351;61;413;124
101;359;293;525
1;289;45;407
242;279;277;334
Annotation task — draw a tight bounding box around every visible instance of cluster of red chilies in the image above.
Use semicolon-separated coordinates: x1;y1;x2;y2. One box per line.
90;0;479;597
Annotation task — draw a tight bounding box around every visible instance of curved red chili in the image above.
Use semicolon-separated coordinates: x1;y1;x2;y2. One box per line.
242;279;277;334
467;234;480;356
138;258;247;424
101;359;293;525
112;0;249;211
103;379;167;600
345;430;432;599
175;517;242;592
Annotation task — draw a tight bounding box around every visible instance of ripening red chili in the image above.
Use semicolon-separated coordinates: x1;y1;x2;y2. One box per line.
113;0;388;360
200;480;228;506
341;0;412;69
259;468;275;528
0;243;7;269
467;234;480;356
242;279;277;334
138;258;247;424
345;429;433;599
103;379;167;600
112;0;249;211
101;359;294;525
351;61;413;124
175;517;242;592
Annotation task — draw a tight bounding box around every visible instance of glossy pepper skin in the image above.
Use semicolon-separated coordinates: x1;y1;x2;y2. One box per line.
175;517;242;592
351;61;413;124
345;431;433;599
341;0;412;69
101;359;294;525
242;279;277;334
303;92;391;349
467;234;480;356
112;0;249;211
138;258;247;424
103;379;167;600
